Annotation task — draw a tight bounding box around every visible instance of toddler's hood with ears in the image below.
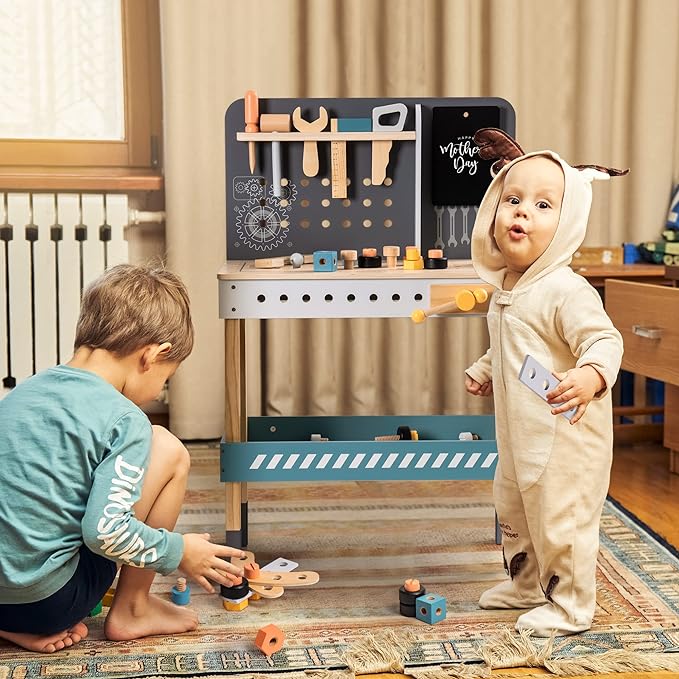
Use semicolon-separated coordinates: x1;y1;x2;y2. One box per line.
470;128;628;292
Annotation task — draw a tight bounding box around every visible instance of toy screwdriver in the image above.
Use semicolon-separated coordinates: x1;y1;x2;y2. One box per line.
244;90;259;173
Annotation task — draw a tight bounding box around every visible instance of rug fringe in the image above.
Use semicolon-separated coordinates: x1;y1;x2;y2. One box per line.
544;648;679;675
409;664;491;679
338;627;415;674
341;625;679;678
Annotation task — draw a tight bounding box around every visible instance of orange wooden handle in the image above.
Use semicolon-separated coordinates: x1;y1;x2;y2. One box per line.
245;90;259;132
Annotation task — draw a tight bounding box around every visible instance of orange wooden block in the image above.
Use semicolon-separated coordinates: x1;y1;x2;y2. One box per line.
255;623;286;656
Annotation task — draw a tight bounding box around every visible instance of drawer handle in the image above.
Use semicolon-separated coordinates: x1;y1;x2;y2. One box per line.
632;325;662;340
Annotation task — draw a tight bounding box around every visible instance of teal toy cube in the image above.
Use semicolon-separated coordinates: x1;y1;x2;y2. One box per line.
313;250;337;272
415;593;446;624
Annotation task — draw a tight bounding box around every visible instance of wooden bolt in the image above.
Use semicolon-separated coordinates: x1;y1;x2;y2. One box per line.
244;562;261;580
404;578;421;592
383;245;400;268
427;249;444;258
341;249;358;269
362;247;377;257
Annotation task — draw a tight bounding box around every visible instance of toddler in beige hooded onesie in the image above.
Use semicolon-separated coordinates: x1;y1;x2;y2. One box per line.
465;129;626;636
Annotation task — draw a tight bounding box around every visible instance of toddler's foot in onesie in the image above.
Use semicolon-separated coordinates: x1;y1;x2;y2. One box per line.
515;602;590;637
479;580;546;610
0;621;88;653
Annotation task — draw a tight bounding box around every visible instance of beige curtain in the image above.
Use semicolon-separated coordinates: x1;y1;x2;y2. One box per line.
160;0;679;439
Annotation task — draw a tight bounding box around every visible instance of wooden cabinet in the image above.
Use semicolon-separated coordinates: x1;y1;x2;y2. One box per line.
606;278;679;472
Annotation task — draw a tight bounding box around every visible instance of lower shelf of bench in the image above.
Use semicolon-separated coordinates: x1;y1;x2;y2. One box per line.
221;415;497;482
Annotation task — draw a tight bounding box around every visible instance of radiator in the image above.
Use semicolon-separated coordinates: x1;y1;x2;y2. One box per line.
0;193;129;395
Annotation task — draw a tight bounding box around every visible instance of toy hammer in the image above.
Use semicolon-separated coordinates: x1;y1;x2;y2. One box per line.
411;288;488;323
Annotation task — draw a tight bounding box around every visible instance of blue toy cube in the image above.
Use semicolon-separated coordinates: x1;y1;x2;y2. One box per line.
415;593;446;624
313;250;338;272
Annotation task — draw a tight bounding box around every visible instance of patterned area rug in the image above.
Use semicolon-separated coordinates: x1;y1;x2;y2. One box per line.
1;444;679;678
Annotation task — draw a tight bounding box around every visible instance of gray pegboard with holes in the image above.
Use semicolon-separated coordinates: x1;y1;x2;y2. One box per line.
225;97;514;259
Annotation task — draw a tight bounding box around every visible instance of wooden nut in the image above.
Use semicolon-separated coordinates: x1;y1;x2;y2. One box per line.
255;623;286;656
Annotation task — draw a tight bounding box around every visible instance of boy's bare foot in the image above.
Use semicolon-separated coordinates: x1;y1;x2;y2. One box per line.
104;594;198;641
0;621;88;653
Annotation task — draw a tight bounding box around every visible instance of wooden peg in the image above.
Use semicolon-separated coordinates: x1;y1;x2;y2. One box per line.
383;245;400;268
341;249;358;269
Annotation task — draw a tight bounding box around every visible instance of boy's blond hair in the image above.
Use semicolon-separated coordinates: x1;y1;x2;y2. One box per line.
74;264;194;362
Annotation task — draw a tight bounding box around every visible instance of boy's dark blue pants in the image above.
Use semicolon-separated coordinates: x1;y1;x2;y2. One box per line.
0;545;116;634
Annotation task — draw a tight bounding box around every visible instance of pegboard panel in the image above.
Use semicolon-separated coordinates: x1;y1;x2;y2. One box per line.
225;97;514;260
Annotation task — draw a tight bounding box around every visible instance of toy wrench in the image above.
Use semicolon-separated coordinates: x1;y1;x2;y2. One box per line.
371;103;407;185
292;106;328;177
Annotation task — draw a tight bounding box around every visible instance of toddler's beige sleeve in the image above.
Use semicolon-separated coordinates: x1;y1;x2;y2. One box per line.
558;285;623;398
466;347;493;385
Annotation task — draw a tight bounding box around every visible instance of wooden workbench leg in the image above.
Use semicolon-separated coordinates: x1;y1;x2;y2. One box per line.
665;384;679;475
225;319;248;547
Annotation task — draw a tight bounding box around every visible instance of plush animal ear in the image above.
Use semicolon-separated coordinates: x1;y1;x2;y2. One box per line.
573;164;629;177
473;127;525;175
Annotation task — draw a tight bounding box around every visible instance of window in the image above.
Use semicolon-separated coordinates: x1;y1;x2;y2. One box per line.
0;0;161;174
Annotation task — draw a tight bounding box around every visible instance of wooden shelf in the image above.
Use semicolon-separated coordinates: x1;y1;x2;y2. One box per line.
237;131;416;142
0;167;164;192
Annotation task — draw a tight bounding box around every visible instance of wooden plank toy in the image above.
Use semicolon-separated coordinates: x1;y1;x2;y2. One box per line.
230;550;320;600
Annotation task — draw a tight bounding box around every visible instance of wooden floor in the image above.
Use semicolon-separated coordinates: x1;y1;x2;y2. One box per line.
366;442;679;679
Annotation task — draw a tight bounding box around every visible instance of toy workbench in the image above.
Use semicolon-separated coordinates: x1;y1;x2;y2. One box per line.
225;96;515;259
220;95;514;549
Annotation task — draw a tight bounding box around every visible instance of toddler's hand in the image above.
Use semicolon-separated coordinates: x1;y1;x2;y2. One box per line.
179;533;246;593
547;366;605;425
465;375;493;397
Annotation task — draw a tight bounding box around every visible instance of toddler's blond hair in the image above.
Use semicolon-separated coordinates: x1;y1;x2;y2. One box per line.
74;264;194;362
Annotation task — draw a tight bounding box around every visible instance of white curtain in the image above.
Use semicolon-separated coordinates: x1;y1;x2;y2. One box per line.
160;0;679;439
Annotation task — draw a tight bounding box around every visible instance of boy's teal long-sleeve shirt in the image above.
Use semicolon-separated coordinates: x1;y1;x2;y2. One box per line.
0;366;184;604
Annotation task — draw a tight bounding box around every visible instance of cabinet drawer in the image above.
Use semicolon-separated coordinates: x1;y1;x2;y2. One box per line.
605;279;679;384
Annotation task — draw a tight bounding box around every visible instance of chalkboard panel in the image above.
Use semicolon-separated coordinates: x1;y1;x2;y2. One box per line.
431;106;501;206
